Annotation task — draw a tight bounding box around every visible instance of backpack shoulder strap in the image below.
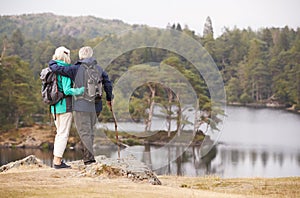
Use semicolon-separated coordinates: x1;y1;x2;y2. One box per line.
81;63;89;69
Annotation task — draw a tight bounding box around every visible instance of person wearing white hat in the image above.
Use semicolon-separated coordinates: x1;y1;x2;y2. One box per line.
51;46;84;169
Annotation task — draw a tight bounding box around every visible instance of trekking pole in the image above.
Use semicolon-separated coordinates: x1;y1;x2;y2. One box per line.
110;104;120;159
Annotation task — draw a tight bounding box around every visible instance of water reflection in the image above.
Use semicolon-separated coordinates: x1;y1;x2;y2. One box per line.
115;144;300;178
212;145;300;178
1;144;300;178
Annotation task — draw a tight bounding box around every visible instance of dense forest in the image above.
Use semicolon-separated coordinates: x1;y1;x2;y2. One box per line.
0;14;299;132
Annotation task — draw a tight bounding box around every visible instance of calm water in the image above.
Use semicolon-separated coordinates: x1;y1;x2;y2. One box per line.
1;106;300;178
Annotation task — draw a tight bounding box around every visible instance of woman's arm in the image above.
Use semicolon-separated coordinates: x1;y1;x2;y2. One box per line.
61;76;84;96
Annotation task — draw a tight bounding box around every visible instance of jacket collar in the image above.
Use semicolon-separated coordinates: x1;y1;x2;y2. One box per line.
76;57;97;66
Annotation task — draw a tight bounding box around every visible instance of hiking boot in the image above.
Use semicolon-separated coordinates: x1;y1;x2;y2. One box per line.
84;159;96;165
54;161;71;169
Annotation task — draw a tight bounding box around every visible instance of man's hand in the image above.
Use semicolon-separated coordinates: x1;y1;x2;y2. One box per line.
107;101;112;111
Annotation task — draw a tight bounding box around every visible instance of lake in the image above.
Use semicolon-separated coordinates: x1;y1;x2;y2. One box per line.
1;106;300;178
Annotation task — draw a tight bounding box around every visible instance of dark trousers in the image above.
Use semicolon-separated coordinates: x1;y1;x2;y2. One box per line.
74;111;97;163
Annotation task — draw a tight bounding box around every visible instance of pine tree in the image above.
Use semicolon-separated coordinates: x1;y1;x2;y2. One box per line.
176;23;182;31
203;16;214;38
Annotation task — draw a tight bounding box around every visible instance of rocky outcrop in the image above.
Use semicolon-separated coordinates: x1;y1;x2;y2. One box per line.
0;155;46;172
69;155;162;185
0;155;162;185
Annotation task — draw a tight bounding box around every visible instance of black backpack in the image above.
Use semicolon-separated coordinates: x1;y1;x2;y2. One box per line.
77;63;103;103
40;67;64;106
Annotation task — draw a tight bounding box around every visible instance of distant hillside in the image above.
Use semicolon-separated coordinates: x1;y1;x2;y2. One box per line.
0;13;132;40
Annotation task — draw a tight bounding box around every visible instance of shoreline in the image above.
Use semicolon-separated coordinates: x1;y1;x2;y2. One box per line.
227;102;300;114
0;124;208;150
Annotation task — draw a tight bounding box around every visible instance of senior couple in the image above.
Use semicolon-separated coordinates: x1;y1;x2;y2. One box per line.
49;46;113;169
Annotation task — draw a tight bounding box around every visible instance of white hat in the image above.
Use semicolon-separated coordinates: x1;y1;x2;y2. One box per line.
54;46;70;57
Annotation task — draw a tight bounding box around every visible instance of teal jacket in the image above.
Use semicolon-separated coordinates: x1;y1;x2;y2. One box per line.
51;60;84;114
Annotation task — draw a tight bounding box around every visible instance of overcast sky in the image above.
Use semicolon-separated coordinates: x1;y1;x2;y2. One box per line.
0;0;299;36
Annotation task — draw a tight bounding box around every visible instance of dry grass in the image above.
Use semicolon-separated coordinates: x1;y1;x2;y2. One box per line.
175;176;300;197
0;168;243;198
0;167;299;198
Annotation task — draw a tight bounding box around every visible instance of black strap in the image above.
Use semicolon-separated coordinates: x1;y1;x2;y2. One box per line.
49;105;52;121
51;105;57;121
48;105;55;134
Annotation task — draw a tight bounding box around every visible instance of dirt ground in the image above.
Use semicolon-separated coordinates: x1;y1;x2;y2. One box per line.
0;165;299;198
